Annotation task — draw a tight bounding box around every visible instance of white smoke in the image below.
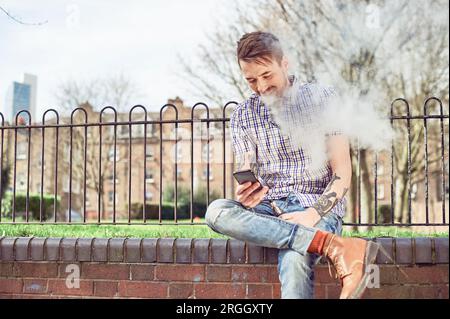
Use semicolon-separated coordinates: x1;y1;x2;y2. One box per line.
261;81;395;175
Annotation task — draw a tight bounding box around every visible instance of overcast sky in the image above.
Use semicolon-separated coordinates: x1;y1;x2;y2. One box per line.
0;0;236;118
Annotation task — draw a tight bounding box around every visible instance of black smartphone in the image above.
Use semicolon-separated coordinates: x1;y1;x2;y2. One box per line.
233;169;263;192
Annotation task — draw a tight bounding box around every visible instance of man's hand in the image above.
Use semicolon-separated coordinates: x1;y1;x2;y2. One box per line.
236;181;269;209
279;207;321;228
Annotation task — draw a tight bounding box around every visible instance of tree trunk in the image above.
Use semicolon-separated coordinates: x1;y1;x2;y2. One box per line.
360;150;374;231
349;151;359;231
395;173;410;224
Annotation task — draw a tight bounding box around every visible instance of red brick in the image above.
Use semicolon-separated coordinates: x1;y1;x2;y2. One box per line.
326;284;341;299
169;283;194;298
0;293;53;299
118;281;168;298
363;285;414;299
194;283;246;299
130;264;155;281
378;265;399;284
413;285;445;299
267;266;280;283
0;278;23;293
272;283;281;299
155;265;204;282
206;265;231;282
231;265;271;283
14;262;58;278
23;279;48;294
397;265;449;284
94;281;118;297
0;262;15;277
82;263;130;280
314;284;326;299
47;279;93;297
247;284;273;299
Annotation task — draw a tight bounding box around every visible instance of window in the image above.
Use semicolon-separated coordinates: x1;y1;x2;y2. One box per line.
176;146;182;162
376;163;384;175
108;175;119;184
145;192;153;200
108;125;116;137
146;146;154;160
176;167;182;178
120;125;130;136
146;124;155;137
131;125;143;137
37;158;46;169
17;174;27;190
108;148;120;161
108;191;116;203
377;184;385;200
145;172;154;183
202;144;213;163
17;142;27;160
202;168;213;181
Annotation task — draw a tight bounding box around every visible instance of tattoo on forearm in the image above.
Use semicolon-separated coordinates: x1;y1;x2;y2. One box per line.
312;174;348;217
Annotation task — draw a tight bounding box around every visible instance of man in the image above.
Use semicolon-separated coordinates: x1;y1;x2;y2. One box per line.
205;31;379;299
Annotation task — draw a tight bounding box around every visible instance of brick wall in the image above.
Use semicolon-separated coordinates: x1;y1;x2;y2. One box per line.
0;237;448;299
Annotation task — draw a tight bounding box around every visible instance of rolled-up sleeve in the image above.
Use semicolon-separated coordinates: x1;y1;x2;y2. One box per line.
230;106;252;168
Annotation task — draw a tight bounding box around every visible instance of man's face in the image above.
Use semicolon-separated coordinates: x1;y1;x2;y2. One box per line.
239;56;289;97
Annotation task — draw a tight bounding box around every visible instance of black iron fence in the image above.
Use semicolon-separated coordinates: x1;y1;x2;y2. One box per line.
0;98;448;227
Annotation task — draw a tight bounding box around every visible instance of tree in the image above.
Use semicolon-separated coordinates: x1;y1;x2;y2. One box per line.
54;72;141;114
178;0;449;227
0;5;47;25
53;74;142;219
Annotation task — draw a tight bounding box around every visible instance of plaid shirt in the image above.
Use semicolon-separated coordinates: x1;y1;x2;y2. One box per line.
230;78;346;218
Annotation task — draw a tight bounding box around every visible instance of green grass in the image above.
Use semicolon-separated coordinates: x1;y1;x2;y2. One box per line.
0;221;447;238
341;226;448;238
0;223;228;239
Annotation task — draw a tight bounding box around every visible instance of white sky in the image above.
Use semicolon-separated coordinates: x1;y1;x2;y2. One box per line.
0;0;235;118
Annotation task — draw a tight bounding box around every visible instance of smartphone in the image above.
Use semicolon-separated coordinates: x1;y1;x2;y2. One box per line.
233;169;263;192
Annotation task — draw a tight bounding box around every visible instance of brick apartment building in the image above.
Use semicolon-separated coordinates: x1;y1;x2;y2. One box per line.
1;98;237;221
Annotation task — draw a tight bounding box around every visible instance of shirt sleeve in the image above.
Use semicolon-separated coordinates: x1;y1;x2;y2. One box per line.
229;106;253;170
321;85;344;136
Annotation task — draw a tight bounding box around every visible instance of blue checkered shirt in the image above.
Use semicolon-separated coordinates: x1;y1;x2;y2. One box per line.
230;79;347;218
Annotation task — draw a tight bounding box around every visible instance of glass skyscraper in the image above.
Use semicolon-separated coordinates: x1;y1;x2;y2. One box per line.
12;81;31;122
3;74;37;123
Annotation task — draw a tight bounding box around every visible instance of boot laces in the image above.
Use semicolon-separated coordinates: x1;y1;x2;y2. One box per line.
324;234;347;284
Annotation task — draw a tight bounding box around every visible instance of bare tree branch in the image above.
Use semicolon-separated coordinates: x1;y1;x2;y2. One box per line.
0;5;47;25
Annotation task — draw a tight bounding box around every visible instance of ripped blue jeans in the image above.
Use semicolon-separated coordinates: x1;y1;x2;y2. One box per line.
205;193;342;299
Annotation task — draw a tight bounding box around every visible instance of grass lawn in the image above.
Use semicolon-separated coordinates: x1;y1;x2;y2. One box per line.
0;220;448;238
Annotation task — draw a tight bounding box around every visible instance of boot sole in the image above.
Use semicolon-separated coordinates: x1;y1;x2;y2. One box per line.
348;241;380;299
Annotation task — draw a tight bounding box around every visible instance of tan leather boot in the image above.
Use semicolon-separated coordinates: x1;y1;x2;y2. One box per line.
322;234;380;299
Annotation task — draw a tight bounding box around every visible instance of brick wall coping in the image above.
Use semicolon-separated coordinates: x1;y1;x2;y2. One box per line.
0;236;448;265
